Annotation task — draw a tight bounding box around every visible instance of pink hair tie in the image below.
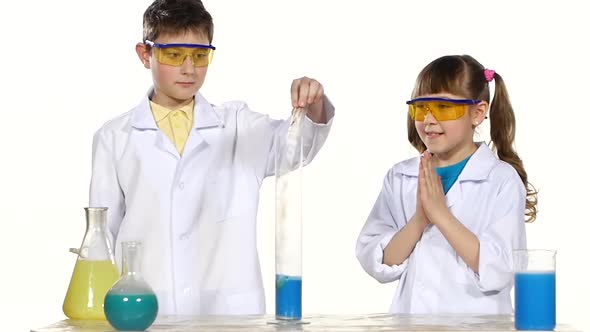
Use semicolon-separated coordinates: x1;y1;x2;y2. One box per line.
484;69;495;82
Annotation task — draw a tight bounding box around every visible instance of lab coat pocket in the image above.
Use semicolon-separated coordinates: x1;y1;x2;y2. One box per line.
205;170;242;223
225;289;265;315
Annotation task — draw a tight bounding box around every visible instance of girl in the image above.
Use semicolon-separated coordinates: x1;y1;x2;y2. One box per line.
356;55;537;313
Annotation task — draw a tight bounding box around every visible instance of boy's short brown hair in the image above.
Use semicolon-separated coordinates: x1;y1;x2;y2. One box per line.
143;0;214;43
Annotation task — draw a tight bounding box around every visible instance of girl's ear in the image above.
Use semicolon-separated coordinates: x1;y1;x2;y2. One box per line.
472;101;489;126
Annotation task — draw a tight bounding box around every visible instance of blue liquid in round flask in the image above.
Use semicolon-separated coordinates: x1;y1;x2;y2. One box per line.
104;241;158;331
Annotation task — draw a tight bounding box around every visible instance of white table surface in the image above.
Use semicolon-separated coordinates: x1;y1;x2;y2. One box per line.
31;314;581;332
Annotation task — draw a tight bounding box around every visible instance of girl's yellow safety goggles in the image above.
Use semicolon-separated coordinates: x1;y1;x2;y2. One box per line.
145;40;216;67
406;97;480;121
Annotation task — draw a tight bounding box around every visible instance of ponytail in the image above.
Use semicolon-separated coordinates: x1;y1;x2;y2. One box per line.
488;73;538;222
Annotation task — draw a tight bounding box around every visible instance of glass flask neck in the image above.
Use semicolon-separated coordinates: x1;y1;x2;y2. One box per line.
122;241;142;276
85;207;108;232
78;207;114;262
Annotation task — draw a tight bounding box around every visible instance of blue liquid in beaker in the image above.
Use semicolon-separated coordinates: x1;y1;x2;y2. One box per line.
515;272;556;330
104;293;158;331
276;274;302;319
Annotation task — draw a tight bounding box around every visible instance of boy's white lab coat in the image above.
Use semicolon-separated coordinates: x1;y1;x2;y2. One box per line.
90;91;334;315
356;143;526;314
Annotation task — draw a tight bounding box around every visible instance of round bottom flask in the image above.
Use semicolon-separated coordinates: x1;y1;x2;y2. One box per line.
104;241;158;331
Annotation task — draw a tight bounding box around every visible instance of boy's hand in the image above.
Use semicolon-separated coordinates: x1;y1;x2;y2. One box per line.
291;77;327;124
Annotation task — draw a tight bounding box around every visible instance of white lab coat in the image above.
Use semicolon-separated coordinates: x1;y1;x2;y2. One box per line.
90;90;334;315
356;143;526;314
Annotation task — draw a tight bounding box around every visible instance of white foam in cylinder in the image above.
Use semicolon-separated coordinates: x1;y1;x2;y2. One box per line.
275;108;305;277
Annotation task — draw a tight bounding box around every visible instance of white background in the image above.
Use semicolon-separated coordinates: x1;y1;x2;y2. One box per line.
1;1;588;331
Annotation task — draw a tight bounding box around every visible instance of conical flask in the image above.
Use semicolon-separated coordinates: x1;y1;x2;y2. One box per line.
104;241;158;331
63;207;119;320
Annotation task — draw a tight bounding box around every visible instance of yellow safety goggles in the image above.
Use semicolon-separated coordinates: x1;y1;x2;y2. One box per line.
406;97;480;121
145;40;216;67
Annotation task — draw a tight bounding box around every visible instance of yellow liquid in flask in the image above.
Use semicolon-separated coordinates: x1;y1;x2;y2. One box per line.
63;260;119;320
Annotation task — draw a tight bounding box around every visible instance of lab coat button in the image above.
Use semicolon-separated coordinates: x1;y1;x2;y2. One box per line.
178;182;185;190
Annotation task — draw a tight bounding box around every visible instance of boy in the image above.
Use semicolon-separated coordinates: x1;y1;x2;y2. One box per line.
89;0;334;315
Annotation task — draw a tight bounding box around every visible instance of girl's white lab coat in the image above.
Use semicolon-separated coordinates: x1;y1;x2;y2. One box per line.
90;91;334;315
356;143;526;314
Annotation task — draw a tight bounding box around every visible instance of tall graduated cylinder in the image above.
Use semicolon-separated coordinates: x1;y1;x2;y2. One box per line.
274;109;306;320
63;207;119;320
513;249;557;331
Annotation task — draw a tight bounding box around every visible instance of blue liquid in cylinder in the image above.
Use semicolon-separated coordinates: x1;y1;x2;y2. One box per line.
276;275;302;319
515;272;556;331
104;293;158;331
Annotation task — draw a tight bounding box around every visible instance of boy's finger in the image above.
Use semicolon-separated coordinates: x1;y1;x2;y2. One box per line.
290;79;301;107
297;82;310;107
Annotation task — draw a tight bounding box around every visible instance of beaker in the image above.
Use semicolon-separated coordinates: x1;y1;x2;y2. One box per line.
513;249;556;331
63;207;119;320
275;108;305;320
104;241;158;331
